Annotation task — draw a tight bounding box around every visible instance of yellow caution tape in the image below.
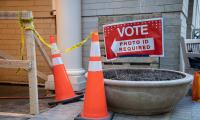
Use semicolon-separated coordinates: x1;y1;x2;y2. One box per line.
18;12;93;58
63;32;93;53
24;26;93;53
18;12;25;60
16;12;26;74
24;26;51;48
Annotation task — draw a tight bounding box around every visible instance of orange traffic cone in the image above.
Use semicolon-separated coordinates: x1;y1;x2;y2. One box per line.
48;35;83;106
192;71;200;102
75;32;111;120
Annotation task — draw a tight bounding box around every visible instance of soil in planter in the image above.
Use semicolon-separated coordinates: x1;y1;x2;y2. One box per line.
103;69;185;81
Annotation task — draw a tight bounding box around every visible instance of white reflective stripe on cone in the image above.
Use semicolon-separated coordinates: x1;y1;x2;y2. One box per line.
51;43;58;49
51;43;60;55
52;57;63;66
90;42;101;57
51;49;60;55
88;61;102;71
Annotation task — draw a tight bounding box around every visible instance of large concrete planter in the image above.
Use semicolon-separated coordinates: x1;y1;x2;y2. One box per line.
103;68;193;115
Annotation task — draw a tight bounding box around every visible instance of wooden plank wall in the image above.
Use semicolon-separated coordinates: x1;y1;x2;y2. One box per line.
98;13;162;69
0;0;55;84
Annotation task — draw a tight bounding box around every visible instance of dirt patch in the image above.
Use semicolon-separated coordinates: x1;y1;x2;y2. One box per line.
103;69;185;81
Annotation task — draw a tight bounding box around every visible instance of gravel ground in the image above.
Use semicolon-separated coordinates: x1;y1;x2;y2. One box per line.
104;69;185;81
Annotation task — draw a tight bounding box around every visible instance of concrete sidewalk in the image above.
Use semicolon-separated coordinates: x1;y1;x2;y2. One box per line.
0;113;30;120
30;97;200;120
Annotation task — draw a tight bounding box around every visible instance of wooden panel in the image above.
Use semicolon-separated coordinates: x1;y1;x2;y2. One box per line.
0;11;33;20
185;39;200;43
0;59;31;70
0;11;55;84
186;53;200;57
0;50;15;59
0;49;48;81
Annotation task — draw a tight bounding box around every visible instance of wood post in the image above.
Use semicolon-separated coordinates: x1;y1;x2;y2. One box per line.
34;34;53;70
0;59;31;70
24;11;39;115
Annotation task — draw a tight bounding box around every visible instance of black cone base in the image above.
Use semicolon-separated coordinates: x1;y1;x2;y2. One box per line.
48;94;84;107
74;112;114;120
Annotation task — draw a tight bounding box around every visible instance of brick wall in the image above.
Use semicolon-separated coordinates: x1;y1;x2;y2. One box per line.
0;0;55;84
82;0;189;70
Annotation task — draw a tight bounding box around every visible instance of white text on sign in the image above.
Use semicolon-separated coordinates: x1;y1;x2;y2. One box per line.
111;38;155;54
117;25;148;37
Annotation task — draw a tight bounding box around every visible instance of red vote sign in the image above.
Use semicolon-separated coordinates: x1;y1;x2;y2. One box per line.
103;18;164;60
